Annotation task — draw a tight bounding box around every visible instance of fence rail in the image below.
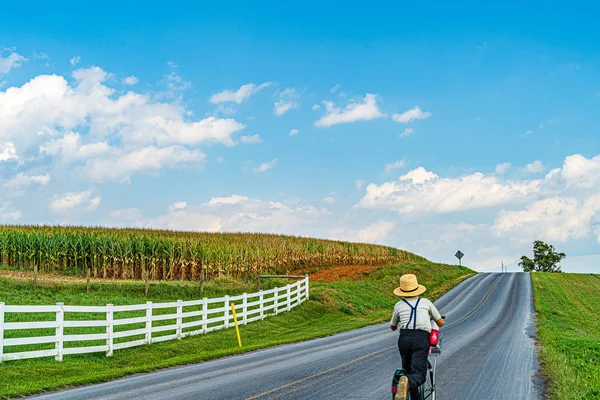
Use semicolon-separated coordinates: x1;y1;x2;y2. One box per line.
0;276;309;363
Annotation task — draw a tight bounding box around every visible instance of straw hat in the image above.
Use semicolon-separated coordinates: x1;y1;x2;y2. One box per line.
393;274;426;297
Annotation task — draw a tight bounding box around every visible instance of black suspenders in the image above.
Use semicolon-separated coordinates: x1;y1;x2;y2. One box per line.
402;297;421;329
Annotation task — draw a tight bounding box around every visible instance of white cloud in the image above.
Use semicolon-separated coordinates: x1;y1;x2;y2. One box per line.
289;129;299;136
0;51;26;74
494;195;600;243
254;159;277;173
274;88;299;116
123;76;139;85
322;193;336;204
207;195;249;207
330;84;340;94
355;179;365;190
392;106;431;124
496;162;512;174
40;132;110;162
168;201;188;211
50;189;101;214
70;56;80;66
560;154;600;189
357;221;396;243
83;145;205;183
312;104;320;111
164;72;191;92
5;173;50;194
240;134;262;144
216;156;225;163
384;160;406;174
400;128;414;138
523;130;533;136
0;67;248;183
210;82;271;104
0;142;18;161
521;160;545;173
357;166;542;215
314;94;384;127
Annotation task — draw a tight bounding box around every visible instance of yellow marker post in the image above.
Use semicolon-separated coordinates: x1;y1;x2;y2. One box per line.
231;303;242;348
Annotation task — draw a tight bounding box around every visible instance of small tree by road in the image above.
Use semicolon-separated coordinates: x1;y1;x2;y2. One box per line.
519;240;566;273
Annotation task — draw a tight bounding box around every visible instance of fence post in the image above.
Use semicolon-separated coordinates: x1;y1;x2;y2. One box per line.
259;291;264;320
242;293;248;325
106;304;114;357
145;301;152;344
55;302;64;361
274;289;279;315
176;300;183;339
287;285;291;312
224;295;230;329
202;298;208;334
305;274;309;301
0;302;4;363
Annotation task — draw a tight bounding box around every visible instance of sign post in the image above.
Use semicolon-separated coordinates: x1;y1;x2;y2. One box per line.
455;250;464;266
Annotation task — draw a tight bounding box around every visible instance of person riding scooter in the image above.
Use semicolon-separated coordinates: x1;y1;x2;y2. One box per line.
390;274;444;400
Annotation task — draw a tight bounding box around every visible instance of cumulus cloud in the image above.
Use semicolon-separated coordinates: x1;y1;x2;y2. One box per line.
384;160;406;174
0;51;26;74
0;142;18;162
123;76;139;85
312;104;320;111
69;56;81;66
50;189;101;214
494;195;600;243
357;166;542;215
168;201;188;211
207;195;249;207
314;94;384;127
83;145;205;183
0;66;248;183
209;82;271;104
521;160;545;173
4;173;50;194
274;88;299;116
254;159;277;173
392;106;431;124
322;193;335;204
289;129;299;136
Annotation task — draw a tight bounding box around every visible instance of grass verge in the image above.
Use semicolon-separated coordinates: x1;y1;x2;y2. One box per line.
531;272;600;400
0;261;473;399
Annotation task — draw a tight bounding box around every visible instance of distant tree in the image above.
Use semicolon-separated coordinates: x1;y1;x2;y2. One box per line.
519;240;566;273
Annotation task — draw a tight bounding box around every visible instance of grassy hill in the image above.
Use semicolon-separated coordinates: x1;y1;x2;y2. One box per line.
531;272;600;400
0;259;473;399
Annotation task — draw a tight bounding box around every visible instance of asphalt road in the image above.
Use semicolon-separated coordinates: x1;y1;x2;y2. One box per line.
31;272;544;400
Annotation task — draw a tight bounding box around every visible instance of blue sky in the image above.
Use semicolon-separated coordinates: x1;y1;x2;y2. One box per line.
1;1;599;273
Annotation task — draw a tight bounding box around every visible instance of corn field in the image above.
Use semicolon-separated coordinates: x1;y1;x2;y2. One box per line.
0;225;425;281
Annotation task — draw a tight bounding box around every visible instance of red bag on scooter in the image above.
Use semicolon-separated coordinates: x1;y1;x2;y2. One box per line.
429;329;439;346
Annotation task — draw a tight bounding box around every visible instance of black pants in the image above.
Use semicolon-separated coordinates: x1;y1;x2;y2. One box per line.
398;329;430;399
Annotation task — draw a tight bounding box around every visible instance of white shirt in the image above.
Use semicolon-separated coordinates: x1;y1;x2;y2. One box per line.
389;296;442;333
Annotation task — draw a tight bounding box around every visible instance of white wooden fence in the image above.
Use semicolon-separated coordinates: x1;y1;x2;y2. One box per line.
0;276;309;362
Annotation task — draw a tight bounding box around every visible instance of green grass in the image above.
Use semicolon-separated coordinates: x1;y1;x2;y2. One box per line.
531;273;600;400
0;261;473;399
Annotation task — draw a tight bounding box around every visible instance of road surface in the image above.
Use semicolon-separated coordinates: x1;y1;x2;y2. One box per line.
31;272;544;400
